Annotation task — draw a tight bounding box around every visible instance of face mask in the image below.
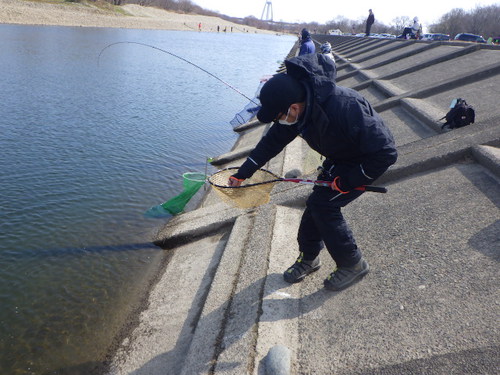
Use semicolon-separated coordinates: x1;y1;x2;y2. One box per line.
278;107;298;126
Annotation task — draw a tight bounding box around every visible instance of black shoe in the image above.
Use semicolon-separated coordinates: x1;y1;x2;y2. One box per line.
283;253;321;283
323;258;369;291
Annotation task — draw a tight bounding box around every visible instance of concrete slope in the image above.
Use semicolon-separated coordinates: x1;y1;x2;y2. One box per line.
107;36;499;375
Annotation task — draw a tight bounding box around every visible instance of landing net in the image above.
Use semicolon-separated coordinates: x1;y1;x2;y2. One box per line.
144;172;206;217
208;168;280;208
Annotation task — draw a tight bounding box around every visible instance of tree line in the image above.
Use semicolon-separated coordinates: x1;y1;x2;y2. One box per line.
86;0;499;39
430;5;499;39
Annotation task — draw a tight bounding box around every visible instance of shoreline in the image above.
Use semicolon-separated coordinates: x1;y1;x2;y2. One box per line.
0;0;277;34
1;3;290;374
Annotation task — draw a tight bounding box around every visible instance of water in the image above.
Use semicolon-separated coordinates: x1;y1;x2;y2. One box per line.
0;24;295;374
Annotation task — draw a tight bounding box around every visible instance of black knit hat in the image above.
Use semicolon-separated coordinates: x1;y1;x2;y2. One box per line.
257;74;306;124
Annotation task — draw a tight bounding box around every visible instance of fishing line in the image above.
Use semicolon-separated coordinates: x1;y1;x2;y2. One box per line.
98;42;266;218
97;41;259;105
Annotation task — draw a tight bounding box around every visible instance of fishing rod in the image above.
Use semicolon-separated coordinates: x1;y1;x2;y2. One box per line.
97;42;267;217
97;41;259;105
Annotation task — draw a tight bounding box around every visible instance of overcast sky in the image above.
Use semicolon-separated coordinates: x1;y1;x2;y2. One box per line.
192;0;499;28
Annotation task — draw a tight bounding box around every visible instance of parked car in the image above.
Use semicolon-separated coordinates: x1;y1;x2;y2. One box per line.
454;33;486;43
378;33;396;39
422;33;450;41
328;29;342;35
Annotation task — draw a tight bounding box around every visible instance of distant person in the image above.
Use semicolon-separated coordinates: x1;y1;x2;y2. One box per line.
228;54;397;291
299;28;315;55
400;27;412;39
365;9;375;36
411;17;422;38
198;22;201;32
320;42;335;63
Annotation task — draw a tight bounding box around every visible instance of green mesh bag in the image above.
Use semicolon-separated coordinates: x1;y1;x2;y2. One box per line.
145;172;206;217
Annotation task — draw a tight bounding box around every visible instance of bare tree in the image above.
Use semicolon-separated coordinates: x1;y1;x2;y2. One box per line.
324;16;359;34
391;16;411;33
470;5;500;37
430;5;500;38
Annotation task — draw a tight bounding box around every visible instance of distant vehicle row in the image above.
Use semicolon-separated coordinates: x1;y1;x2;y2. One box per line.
351;32;490;44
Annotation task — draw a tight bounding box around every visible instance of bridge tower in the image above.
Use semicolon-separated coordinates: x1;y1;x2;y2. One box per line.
261;1;273;22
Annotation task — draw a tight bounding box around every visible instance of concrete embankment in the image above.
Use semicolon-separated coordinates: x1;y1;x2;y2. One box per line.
106;37;499;374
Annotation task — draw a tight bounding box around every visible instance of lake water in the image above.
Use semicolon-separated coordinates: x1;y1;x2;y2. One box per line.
0;24;295;374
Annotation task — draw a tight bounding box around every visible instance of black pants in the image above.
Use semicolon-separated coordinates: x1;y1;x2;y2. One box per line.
297;170;364;268
365;24;372;36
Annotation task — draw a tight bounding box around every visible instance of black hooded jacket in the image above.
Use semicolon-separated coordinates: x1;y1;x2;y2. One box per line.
234;53;397;190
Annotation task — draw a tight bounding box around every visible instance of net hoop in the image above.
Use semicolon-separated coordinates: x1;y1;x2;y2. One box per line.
208;167;280;188
182;172;207;183
207;168;281;208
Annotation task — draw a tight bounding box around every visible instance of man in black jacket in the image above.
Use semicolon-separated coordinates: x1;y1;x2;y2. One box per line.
229;53;397;291
366;9;375;36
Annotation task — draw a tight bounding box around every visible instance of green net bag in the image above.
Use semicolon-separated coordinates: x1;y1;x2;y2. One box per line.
144;172;206;218
161;172;206;214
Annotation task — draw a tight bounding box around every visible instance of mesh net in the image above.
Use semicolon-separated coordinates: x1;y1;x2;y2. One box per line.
208;168;280;208
161;172;206;214
144;172;206;217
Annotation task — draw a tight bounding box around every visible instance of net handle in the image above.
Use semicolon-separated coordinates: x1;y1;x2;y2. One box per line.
208;168;387;193
281;178;387;193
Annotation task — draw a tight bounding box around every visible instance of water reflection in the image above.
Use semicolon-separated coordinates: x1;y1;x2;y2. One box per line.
0;23;295;374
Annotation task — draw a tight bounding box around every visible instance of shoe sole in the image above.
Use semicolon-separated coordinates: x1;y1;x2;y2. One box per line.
283;264;321;284
323;264;369;291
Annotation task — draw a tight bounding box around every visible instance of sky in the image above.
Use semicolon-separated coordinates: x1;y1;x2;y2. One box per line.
191;0;499;28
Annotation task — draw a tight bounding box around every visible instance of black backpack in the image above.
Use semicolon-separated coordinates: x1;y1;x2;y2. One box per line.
440;98;475;130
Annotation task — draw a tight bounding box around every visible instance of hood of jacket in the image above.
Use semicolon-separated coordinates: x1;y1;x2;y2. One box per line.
284;53;337;105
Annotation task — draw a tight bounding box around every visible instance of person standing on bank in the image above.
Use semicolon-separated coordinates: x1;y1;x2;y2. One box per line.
365;9;375;36
228;54;397;291
299;28;315;55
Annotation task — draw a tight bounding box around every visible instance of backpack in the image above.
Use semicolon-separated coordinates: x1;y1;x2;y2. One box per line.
440;98;475;130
